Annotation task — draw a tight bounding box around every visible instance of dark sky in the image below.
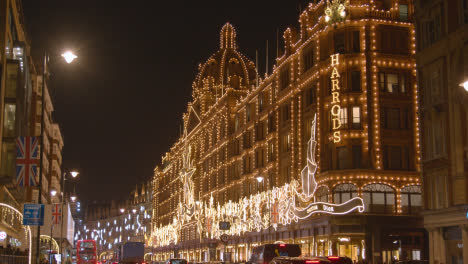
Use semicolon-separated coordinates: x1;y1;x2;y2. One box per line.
21;0;308;201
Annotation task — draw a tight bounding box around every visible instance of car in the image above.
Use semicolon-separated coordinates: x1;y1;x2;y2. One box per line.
166;259;188;264
270;256;331;264
315;257;352;264
249;244;302;264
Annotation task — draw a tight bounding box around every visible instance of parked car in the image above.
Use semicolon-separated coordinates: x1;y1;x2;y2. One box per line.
315;257;352;264
249;244;302;264
270;256;331;264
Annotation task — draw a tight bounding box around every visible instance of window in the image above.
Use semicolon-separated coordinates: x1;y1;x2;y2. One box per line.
268;115;275;133
399;4;408;21
421;14;441;48
6;63;19;98
337;147;350;169
352;106;361;129
255;122;264;141
352;145;362;169
258;93;264;112
3;104;16;138
380;73;398;93
280;66;290;90
303;46;314;72
363;184;396;213
282;133;291;153
243;131;252;149
352;31;360;52
401;185;422;214
383;146;409;170
351;71;361;92
0;142;15;177
243;155;252;174
268;141;275;162
339;107;348;129
235;114;240;131
246;105;252;122
282;104;290;123
333;183;358;204
316;186;329;202
306;85;315;106
383;108;400;129
334;32;345;54
380;25;409;54
269;173;275;188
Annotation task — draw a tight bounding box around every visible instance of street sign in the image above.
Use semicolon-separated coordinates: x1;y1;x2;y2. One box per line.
220;234;229;243
23;204;44;226
219;221;231;230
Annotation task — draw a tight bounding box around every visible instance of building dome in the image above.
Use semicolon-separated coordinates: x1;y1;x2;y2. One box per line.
193;23;257;97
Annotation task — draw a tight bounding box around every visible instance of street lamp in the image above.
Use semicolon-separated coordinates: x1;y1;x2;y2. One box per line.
61;51;77;64
58;170;79;264
256;176;264;193
460;80;468;92
50;190;57;197
36;51;77;264
70;171;79;178
132;209;137;214
120;208;125;213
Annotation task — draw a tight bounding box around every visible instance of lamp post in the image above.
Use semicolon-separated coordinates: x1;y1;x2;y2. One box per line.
36;51;77;264
256;176;264;193
59;170;79;263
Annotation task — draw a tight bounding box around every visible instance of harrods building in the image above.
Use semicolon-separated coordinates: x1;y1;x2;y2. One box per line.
152;0;423;262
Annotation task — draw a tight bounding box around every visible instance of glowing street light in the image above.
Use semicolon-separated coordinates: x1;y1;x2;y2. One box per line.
460;80;468;92
50;190;57;197
61;51;77;64
256;176;264;183
132;209;137;214
120;208;125;213
70;195;77;202
70;171;79;178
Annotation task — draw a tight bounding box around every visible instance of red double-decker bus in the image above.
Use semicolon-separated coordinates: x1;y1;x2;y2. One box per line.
77;240;97;264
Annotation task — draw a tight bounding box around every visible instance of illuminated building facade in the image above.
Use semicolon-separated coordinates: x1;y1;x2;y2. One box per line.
152;0;423;262
76;180;153;261
415;0;468;263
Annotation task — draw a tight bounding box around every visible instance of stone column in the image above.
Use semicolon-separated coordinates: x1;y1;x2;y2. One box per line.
461;225;468;264
428;228;435;264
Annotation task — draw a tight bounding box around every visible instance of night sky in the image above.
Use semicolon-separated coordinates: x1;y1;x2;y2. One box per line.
21;0;308;202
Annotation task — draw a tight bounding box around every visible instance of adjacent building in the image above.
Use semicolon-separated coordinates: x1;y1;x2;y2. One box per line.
76;179;153;261
152;0;423;263
415;0;468;263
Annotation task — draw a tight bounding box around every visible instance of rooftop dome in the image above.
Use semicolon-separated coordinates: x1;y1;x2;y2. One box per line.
193;23;257;98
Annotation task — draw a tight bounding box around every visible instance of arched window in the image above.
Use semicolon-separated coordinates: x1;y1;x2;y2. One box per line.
401;185;422;214
212;125;218;145
333;183;358;204
316;186;329;203
363;183;396;213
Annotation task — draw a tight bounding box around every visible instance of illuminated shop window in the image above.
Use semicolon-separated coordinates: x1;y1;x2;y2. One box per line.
363;184;396;214
333;183;358;204
340;107;348;128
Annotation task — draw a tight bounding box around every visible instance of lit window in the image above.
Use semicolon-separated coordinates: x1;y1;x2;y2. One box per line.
340;107;348;128
3;104;16;137
352;106;361;129
399;4;408;21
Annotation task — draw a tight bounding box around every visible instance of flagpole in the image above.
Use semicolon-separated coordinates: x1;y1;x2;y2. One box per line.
49;224;53;264
36;51;47;264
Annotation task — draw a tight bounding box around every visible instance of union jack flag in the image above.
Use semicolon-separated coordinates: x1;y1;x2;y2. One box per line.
52;203;62;225
16;137;39;187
